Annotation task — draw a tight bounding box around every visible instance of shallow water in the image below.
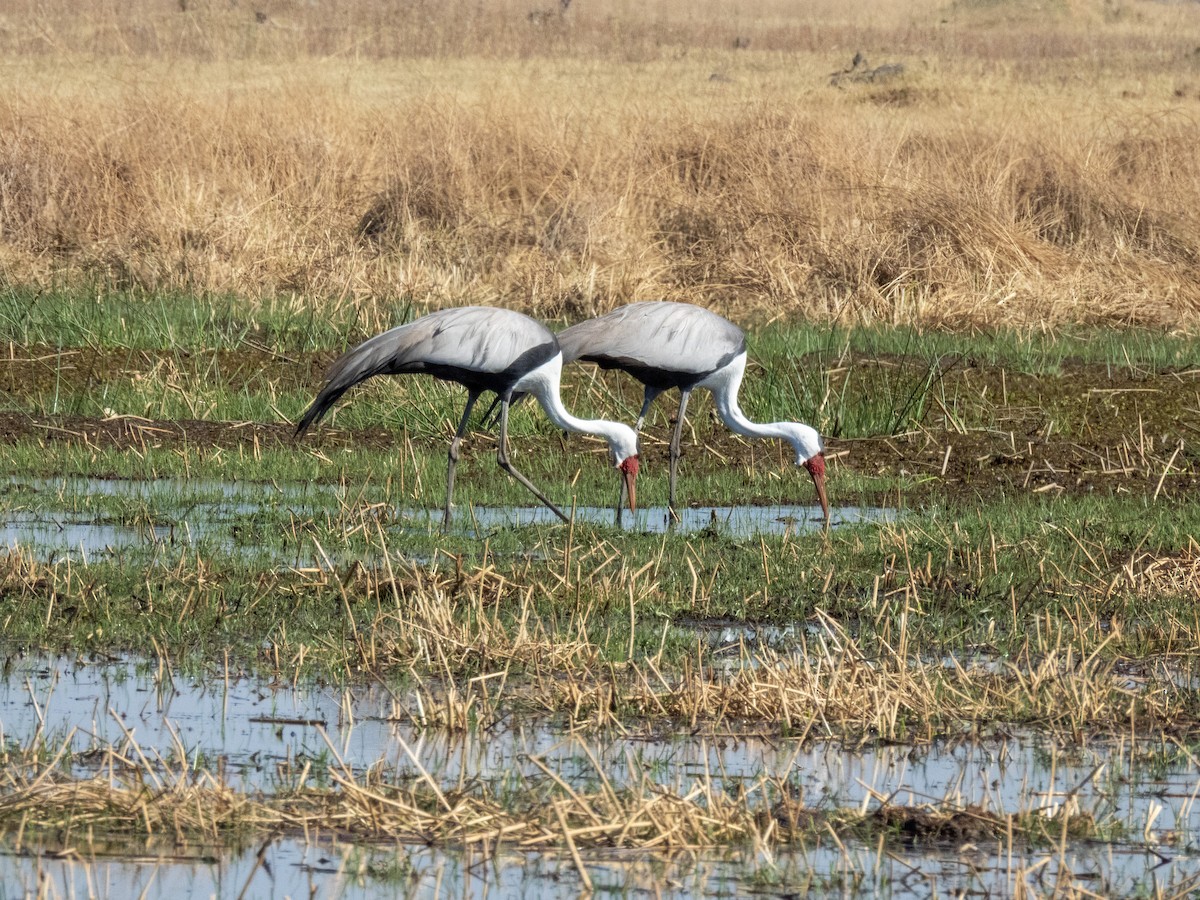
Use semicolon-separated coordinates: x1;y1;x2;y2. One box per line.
0;475;894;562
1;655;1199;898
1;654;1195;820
6;832;1196;899
0;512;174;562
456;501;890;534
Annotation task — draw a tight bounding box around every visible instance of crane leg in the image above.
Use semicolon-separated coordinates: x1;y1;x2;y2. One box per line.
634;387;660;432
668;389;691;521
496;400;570;524
479;394;502;429
480;391;528;429
444;390;482;528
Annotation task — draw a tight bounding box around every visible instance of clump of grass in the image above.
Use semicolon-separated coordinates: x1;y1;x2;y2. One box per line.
3;508;1200;742
6;719;1198;900
0;721;1150;857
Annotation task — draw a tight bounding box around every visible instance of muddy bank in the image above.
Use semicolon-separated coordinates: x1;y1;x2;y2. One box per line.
0;347;1194;505
0;408;1192;505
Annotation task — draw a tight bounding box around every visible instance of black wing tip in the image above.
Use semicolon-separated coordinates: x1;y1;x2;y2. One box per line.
293;409;319;440
293;390;340;440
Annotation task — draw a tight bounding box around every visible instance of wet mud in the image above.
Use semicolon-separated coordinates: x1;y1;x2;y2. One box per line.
0;347;1195;505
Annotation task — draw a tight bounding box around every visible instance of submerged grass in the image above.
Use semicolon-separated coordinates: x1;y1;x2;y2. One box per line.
0;485;1198;741
0;711;1192;878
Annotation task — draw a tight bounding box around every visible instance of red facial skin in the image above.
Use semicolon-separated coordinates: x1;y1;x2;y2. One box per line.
619;455;639;513
803;452;830;525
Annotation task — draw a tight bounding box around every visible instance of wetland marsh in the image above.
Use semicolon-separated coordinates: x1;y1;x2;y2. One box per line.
0;291;1196;897
3;0;1200;894
4;655;1200;898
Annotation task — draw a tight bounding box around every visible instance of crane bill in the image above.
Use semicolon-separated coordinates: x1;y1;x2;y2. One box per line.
804;453;830;525
813;471;830;524
619;455;639;514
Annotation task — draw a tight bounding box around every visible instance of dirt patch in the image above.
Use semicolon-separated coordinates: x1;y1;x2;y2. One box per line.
825;426;1199;505
0;346;331;398
766;796;825;834
0;411;399;455
766;798;1008;844
0;347;1194;505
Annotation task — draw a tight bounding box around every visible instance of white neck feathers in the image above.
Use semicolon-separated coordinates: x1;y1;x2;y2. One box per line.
518;357;636;462
709;353;823;463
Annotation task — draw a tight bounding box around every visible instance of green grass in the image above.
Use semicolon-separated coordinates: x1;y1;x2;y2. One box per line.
2;285;1196;456
0;285;416;352
3;340;1194;454
3;283;1197;366
748;322;1200;375
1;468;1196;676
0;285;1196;740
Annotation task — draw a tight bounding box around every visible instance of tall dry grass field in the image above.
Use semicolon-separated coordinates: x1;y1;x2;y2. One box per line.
2;0;1200;329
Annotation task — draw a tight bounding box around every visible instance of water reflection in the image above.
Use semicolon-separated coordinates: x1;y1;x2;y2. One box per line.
7;836;1196;899
1;653;1199;896
0;476;894;562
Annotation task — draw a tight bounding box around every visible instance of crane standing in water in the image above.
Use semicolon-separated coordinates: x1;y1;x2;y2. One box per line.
555;301;829;523
296;306;640;527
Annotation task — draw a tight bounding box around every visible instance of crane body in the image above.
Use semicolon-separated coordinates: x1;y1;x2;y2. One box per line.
297;306;639;526
556;301;829;521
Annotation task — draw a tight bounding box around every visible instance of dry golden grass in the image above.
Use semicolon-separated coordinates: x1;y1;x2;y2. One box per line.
7;542;1191;741
2;0;1200;329
0;724;1106;861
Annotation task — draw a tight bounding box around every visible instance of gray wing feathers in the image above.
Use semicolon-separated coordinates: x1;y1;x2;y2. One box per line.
296;307;553;436
412;307;553;372
557;302;745;375
556;316;625;364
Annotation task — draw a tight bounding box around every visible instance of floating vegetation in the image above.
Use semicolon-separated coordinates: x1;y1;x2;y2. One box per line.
3;656;1200;897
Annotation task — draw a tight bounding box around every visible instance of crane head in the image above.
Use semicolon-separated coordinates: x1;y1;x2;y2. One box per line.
779;422;830;526
603;423;640;514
